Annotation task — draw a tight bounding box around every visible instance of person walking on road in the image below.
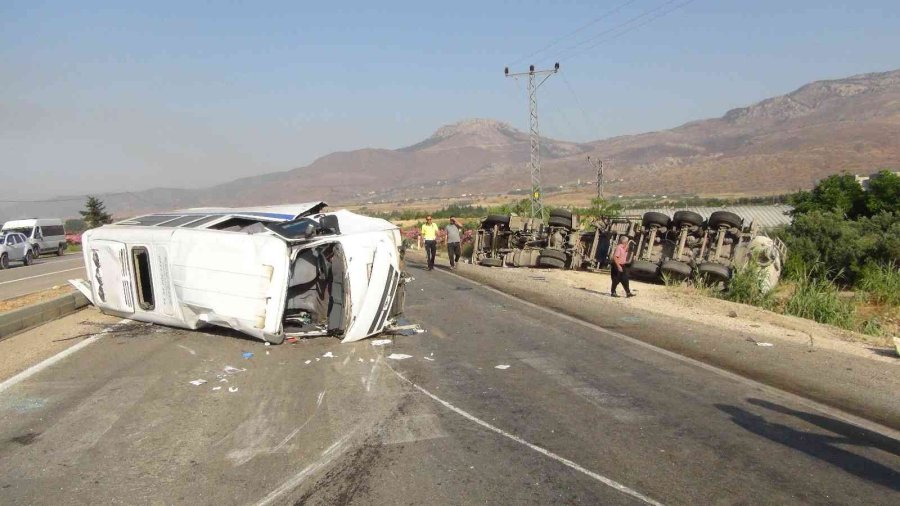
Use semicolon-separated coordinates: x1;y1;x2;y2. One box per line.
421;215;439;270
445;216;463;269
611;236;635;298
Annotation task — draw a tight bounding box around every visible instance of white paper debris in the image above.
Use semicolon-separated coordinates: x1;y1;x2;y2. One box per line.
266;350;270;355
322;352;335;358
228;387;239;393
358;357;364;363
189;379;207;386
369;358;375;363
387;353;413;360
756;342;774;347
423;357;435;361
223;366;246;374
264;342;271;347
305;360;312;365
212;386;222;391
371;339;392;346
495;365;510;370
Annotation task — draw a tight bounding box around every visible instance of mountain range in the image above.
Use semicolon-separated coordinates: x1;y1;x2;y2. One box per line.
3;68;899;222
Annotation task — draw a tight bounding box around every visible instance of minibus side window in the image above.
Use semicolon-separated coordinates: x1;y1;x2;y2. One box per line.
132;247;155;310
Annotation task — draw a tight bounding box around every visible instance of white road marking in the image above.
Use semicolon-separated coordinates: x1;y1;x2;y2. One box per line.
440;269;900;442
387;366;665;506
0;319;130;394
0;266;84;285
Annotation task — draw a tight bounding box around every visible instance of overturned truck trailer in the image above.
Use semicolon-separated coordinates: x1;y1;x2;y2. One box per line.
70;203;407;344
471;209;786;291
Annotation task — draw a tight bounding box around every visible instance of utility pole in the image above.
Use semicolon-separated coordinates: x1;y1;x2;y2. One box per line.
588;156;604;200
505;63;559;220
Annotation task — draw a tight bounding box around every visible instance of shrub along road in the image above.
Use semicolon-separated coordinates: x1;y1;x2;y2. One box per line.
0;260;898;504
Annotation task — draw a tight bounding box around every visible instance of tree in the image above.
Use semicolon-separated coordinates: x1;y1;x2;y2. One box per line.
865;170;900;215
80;196;113;229
587;197;623;218
789;173;866;218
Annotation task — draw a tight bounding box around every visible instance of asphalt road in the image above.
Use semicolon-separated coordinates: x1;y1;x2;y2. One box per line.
0;264;897;505
0;252;85;300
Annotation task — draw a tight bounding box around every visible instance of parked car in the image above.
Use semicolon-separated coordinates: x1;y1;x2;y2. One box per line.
70;202;407;344
0;232;35;269
1;218;67;258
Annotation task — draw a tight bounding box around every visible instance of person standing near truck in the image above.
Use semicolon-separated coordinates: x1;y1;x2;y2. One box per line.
445;216;462;269
421;216;439;270
611;236;635;298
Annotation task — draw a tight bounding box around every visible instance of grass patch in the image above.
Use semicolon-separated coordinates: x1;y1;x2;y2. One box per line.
857;262;900;306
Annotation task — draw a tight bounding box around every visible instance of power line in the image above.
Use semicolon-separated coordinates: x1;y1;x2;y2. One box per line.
561;0;697;62
554;0;686;62
508;0;640;67
560;72;599;137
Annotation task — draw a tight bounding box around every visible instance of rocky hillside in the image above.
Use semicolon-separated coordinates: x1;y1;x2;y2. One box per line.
3;69;898;221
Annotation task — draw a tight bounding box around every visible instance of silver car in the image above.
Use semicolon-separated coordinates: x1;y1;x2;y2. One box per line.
0;232;35;269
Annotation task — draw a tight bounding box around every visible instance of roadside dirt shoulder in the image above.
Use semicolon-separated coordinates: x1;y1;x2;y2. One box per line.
0;307;121;382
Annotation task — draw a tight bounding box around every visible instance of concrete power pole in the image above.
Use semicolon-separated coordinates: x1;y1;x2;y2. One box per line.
588;156;604;200
505;63;559;220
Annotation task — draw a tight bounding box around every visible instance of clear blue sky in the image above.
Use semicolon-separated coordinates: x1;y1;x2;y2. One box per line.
2;1;899;198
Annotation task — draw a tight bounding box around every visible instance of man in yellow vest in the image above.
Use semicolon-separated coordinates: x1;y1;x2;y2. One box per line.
421;215;439;270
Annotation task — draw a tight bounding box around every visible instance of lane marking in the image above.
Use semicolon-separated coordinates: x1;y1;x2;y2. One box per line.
0;267;84;286
437;267;900;440
0;319;130;394
388;365;664;506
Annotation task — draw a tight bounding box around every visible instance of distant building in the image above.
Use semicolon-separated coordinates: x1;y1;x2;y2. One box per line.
855;171;900;191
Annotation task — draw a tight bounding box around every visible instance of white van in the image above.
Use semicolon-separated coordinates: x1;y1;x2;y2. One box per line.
1;218;67;258
70;202;407;344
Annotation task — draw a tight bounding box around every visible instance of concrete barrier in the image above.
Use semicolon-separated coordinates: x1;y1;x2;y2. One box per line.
0;292;90;340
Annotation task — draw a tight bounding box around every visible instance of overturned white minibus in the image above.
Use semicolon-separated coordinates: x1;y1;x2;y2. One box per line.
71;202;406;344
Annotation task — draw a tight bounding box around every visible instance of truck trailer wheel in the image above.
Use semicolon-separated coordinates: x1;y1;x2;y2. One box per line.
642;212;671;229
547;216;573;229
481;215;510;229
629;260;659;278
537;256;566;269
699;262;731;281
660;259;692;278
708;211;742;230
673;210;703;228
539;248;567;262
549;208;573;220
479;257;504;267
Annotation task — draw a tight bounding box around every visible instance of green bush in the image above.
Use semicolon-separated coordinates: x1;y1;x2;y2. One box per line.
783;263;856;330
777;210;899;286
857;262;900;306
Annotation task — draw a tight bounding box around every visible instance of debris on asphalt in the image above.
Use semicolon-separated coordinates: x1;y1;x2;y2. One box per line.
423;357;435;361
371;339;393;346
264;342;271;347
387;353;413;360
189;379;207;386
305;360;312;364
219;378;228;383
322;351;335;358
212;386;222;391
495;365;510;370
756;342;774;347
228;387;239;393
266;351;270;355
358;357;365;362
728;310;738;318
286;337;299;344
223;366;245;374
242;352;254;359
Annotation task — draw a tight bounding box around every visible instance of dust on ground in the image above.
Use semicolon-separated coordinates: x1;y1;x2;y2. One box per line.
0;285;76;313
